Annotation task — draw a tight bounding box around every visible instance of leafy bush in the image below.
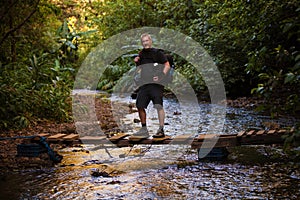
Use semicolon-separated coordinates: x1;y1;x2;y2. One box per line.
0;52;75;130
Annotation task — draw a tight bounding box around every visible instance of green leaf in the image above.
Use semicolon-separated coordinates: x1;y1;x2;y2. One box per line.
284;72;295;84
295;54;300;62
77;30;98;36
55;59;60;68
65;41;76;49
258;73;270;80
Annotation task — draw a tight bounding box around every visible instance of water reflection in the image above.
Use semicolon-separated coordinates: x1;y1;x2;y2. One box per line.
0;97;299;199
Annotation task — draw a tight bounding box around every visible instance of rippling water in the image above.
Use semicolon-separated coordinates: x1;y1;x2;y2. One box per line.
0;96;299;200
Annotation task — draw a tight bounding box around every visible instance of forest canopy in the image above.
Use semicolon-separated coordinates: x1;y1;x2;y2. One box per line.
0;0;299;129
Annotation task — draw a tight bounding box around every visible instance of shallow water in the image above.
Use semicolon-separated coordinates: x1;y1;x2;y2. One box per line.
1;96;299;200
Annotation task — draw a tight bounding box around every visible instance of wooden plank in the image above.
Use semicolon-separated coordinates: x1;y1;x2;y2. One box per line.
47;134;67;141
80;136;108;144
38;133;50;137
172;134;194;144
152;136;171;143
240;134;284;145
278;129;287;134
128;136;148;142
220;134;238;137
267;130;276;134
116;138;154;147
174;134;195;141
191;136;237;148
256;130;265;135
237;131;246;137
246;130;256;136
109;133;129;142
197;134;217;140
32;133;50;141
62;134;79;141
217;136;238;147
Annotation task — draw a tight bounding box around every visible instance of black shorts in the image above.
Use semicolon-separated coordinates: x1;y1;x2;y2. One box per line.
136;84;164;109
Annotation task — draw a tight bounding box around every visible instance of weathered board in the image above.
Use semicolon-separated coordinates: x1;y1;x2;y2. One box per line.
109;133;129;142
256;130;265;135
152;136;171;142
29;129;292;148
128;135;149;142
62;134;79;141
237;131;246;137
47;134;67;141
172;134;194;144
79;135;107;144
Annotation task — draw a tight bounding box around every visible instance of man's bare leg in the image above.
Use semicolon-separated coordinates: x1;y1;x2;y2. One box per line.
138;108;146;124
153;106;165;137
133;108;149;136
157;107;165;127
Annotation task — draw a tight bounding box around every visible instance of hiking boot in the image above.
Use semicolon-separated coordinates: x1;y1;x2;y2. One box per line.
132;127;149;137
153;128;165;138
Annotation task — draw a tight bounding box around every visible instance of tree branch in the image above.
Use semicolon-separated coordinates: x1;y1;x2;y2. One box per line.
0;0;40;47
0;0;20;22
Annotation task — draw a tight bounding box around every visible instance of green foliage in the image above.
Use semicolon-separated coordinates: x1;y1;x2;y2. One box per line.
86;0;300;115
283;125;300;159
1;0;299;130
184;0;299;114
248;1;300;115
0;51;75;129
174;59;207;95
56;19;97;65
0;1;87;130
97;55;135;93
85;0;151;39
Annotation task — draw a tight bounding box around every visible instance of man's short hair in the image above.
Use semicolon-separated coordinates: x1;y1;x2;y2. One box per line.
141;33;152;41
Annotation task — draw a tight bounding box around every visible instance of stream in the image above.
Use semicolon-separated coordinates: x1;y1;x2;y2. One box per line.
0;95;299;200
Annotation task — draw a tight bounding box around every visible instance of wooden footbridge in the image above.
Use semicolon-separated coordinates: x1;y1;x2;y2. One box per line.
11;128;293;162
35;128;292;148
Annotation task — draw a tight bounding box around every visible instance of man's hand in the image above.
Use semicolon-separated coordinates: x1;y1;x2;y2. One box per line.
134;56;140;63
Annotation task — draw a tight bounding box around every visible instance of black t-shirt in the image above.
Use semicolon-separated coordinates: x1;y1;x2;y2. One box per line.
137;48;167;84
138;48;167;65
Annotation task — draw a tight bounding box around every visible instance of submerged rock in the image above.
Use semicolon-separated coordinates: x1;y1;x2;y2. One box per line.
91;169;111;177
